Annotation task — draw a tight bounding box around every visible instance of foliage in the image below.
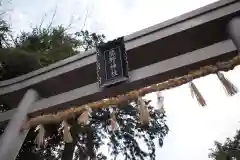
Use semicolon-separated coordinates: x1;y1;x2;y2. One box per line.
75;30;105;51
0;25;105;80
15;100;168;160
0;7;168;160
209;130;240;160
13;26;105;67
0;19;11;47
0;48;41;80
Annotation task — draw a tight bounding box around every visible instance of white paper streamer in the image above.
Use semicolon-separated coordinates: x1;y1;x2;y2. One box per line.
138;97;150;124
110;112;119;131
62;121;73;143
156;91;164;113
77;106;92;125
34;124;45;148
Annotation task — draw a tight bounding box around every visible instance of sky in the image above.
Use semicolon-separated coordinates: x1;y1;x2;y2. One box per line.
4;0;240;159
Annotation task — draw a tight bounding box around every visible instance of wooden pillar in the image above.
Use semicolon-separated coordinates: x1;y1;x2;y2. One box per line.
228;17;240;51
0;89;39;160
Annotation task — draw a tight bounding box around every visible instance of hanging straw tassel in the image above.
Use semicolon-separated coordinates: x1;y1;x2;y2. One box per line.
156;91;165;113
110;111;119;131
62;120;73;143
138;97;150;124
34;124;45;148
189;82;206;107
217;72;238;96
77;106;92;125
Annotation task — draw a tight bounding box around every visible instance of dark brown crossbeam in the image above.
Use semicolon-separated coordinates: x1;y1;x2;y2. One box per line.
0;0;239;122
0;39;237;123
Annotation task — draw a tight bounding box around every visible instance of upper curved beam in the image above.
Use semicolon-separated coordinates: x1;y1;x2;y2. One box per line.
0;0;239;108
0;0;237;88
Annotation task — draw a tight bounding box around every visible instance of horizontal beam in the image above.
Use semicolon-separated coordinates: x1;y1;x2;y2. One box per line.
0;53;96;95
0;39;236;123
0;0;239;96
0;50;96;87
124;0;237;41
30;40;237;114
125;0;240;50
1;0;235;87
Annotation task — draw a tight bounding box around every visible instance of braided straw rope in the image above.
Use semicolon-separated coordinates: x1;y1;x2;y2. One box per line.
23;56;240;129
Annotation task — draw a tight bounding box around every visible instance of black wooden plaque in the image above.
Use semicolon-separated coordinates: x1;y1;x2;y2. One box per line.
96;37;129;88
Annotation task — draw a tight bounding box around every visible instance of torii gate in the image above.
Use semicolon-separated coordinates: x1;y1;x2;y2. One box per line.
0;0;239;160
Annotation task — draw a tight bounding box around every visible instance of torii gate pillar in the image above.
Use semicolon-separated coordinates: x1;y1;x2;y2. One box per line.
0;89;39;160
228;17;240;51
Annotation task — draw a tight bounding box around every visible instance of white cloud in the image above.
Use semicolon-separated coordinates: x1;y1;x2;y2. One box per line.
7;0;218;39
88;0;219;39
